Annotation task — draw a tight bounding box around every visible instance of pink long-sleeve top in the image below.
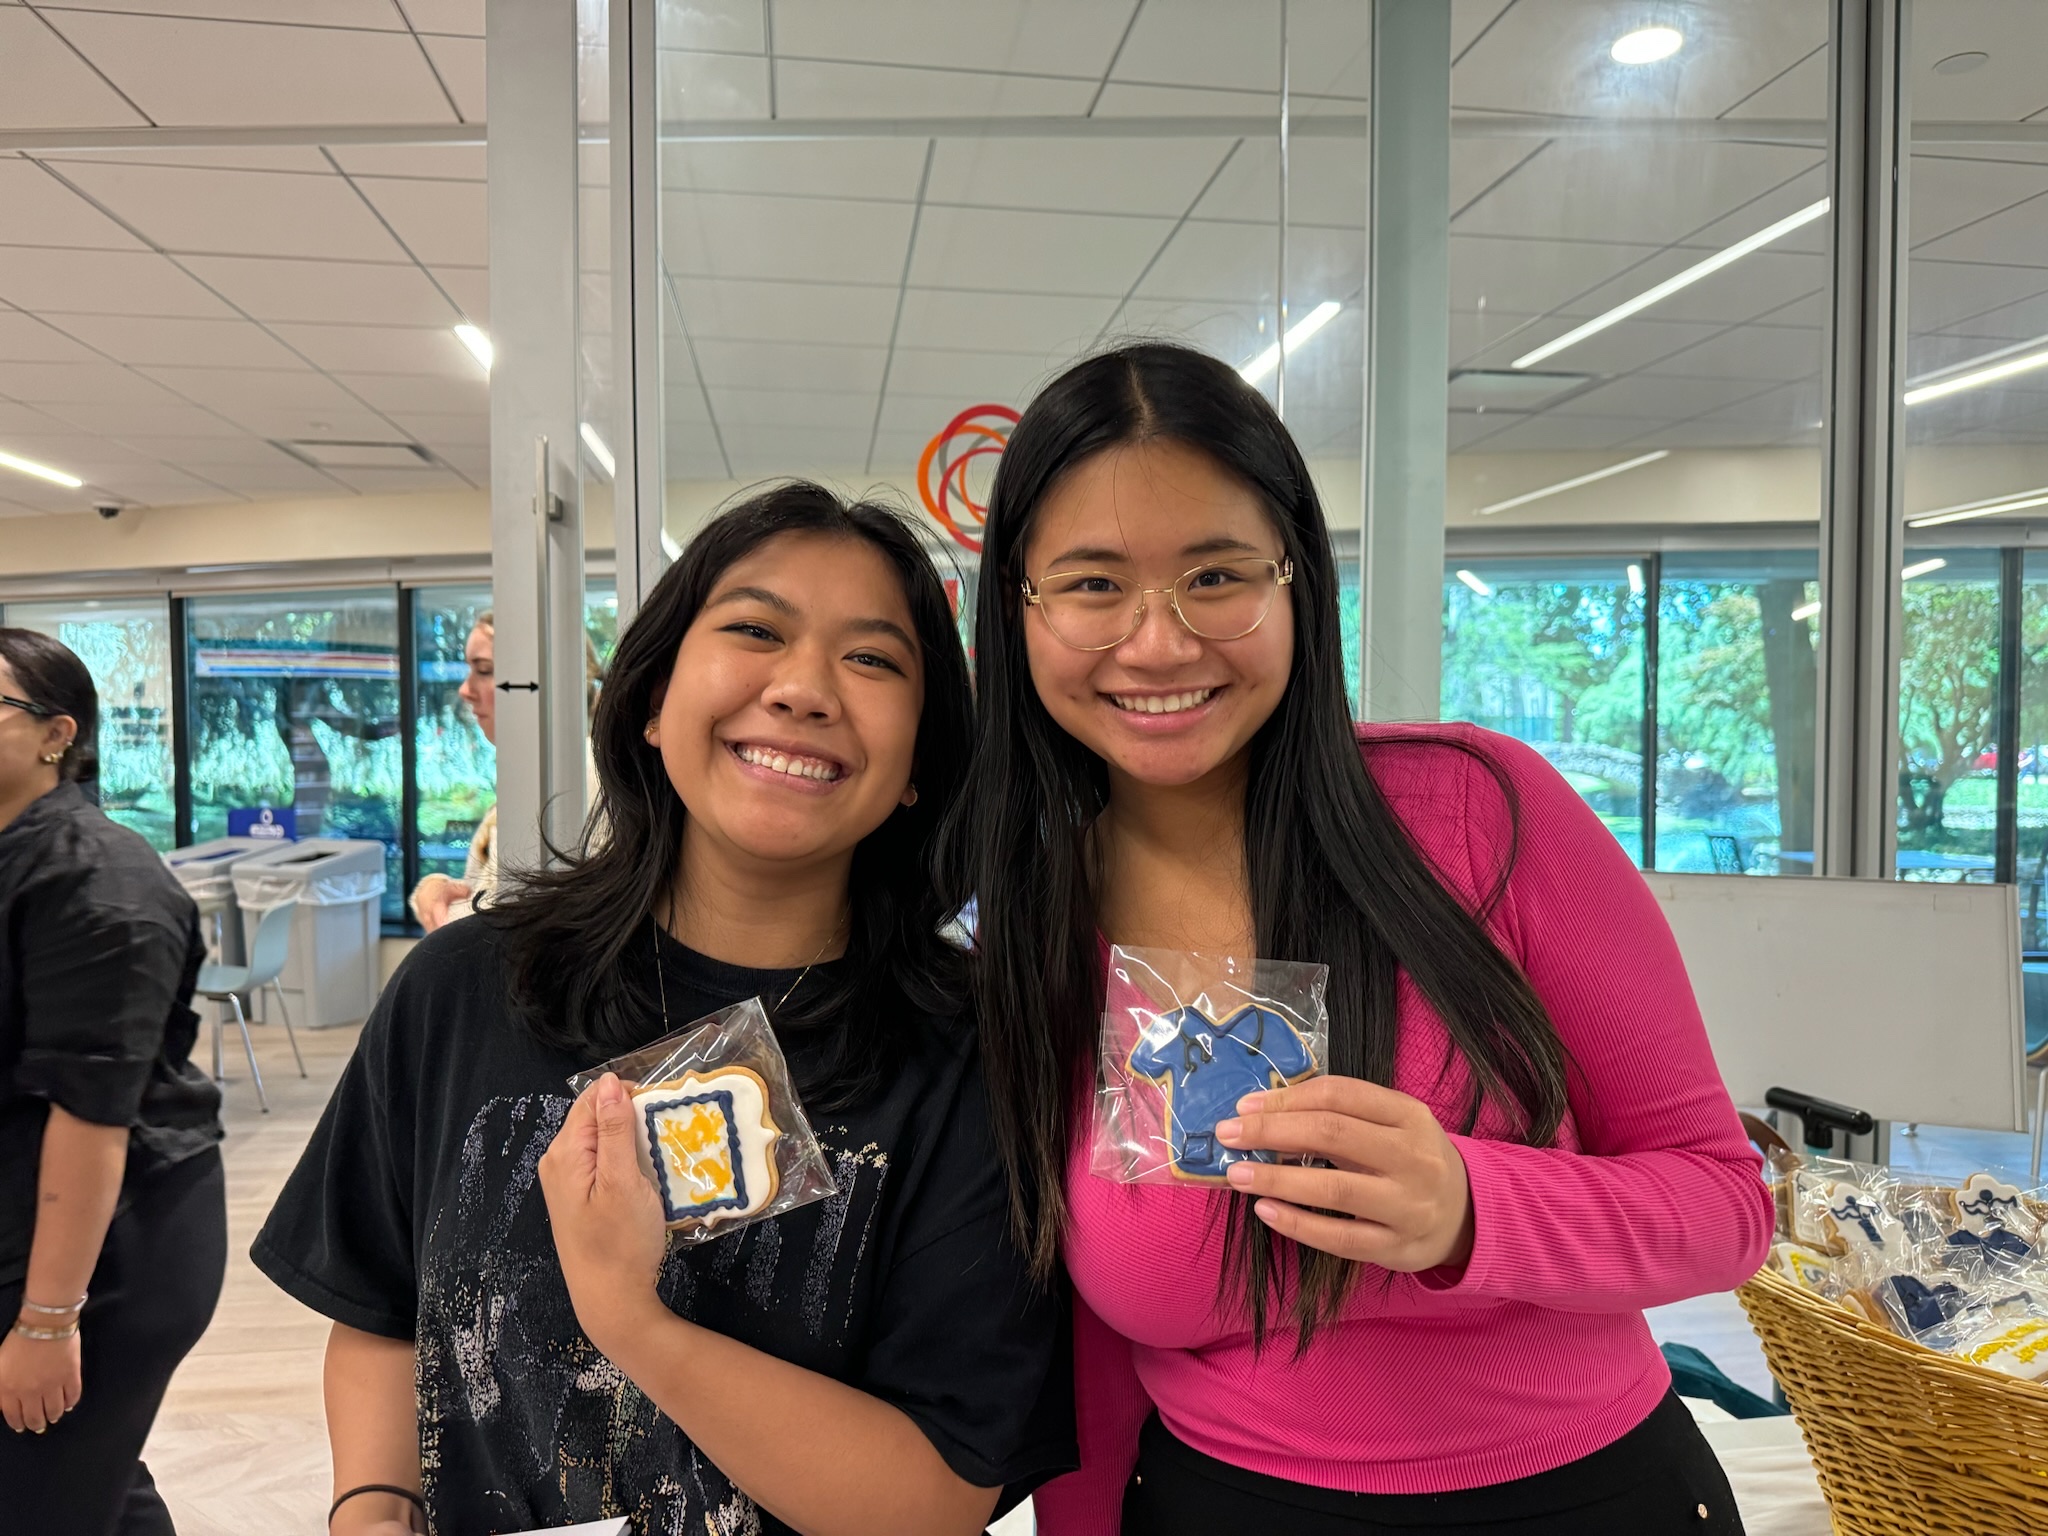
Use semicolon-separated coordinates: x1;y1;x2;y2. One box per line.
1034;723;1775;1531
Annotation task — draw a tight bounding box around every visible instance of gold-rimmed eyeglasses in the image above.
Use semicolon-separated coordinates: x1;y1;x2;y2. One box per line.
1021;557;1293;651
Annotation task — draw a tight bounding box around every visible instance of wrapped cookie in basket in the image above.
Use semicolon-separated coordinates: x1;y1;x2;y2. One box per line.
1091;944;1328;1185
568;997;837;1245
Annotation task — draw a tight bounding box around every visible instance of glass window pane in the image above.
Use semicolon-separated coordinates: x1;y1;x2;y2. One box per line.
1441;558;1646;863
2021;553;2048;950
1655;551;1819;875
3;598;175;851
186;590;405;922
413;586;496;889
1895;549;2001;884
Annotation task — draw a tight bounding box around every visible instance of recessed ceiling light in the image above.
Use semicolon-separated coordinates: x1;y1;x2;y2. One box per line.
1514;199;1829;369
1239;300;1342;385
1612;26;1683;65
454;322;493;372
579;422;615;477
0;448;83;489
277;439;436;470
1454;569;1493;597
1475;450;1670;515
1933;51;1989;75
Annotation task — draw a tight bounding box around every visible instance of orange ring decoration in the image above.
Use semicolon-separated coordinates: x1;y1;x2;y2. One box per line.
918;403;1020;554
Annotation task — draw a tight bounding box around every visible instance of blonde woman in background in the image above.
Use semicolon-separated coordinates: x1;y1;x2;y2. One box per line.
410;611;606;931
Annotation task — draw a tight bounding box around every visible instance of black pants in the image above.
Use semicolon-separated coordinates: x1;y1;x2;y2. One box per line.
0;1148;227;1536
1122;1389;1746;1535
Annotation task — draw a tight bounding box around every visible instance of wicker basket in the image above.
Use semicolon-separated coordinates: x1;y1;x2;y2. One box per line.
1737;1263;2048;1533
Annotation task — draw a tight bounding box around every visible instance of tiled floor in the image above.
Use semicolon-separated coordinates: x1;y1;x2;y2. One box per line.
139;1017;2040;1532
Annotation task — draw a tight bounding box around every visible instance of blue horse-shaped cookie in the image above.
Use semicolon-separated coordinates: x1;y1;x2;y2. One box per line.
1129;1003;1317;1181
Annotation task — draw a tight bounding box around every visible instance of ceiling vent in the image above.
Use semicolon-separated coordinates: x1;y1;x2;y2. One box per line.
275;440;440;470
1448;369;1594;412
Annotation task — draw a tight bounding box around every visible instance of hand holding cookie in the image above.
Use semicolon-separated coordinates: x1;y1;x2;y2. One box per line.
1214;1076;1476;1274
538;1073;671;1359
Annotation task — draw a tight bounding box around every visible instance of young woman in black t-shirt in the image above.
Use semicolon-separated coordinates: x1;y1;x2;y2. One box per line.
255;485;1072;1536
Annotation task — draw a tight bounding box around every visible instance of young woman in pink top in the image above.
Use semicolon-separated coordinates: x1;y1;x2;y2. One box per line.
938;342;1776;1534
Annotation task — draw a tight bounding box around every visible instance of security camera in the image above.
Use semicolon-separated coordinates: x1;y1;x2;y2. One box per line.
95;503;121;520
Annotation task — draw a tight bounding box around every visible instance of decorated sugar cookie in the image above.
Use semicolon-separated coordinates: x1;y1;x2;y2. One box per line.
1767;1240;1840;1297
1956;1316;2048;1382
631;1067;781;1230
1950;1172;2025;1237
1818;1180;1911;1268
1127;1003;1318;1183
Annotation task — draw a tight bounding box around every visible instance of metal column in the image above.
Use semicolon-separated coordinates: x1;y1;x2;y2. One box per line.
487;0;586;868
609;0;665;625
1360;0;1451;723
1815;0;1910;878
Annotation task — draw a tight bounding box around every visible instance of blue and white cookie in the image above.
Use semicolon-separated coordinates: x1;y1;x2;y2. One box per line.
1817;1179;1911;1268
631;1066;782;1231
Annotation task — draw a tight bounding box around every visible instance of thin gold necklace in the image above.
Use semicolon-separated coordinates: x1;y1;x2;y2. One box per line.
651;908;849;1031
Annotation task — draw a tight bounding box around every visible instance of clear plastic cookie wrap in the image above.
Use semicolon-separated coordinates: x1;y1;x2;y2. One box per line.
1091;944;1329;1186
568;997;838;1244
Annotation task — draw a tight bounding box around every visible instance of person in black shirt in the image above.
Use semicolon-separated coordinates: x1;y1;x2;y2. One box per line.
254;484;1074;1536
0;627;227;1535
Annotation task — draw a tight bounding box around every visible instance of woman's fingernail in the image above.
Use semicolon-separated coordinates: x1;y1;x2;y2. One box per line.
1215;1118;1242;1143
599;1073;624;1106
1236;1092;1266;1114
1226;1162;1255;1187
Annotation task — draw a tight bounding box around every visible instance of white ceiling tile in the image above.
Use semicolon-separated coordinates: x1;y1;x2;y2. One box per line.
713;388;876;431
911;204;1171;295
327;370;488;415
673;277;899;346
663;191;915;285
894;287;1116;356
1912;154;2048;248
40;146;332;174
0;359;183;404
1721;45;1829;119
0;160;145;250
50;161;403;261
881;348;1059;405
1116;0;1282;94
1284;0;1372;99
267;322;483;377
115;433;297;467
1641;322;1824;382
1197;137;1368;229
400;0;484;38
775;0;1125;75
389;410;488;447
0;436;152;474
0;400;83;433
325;464;466;495
926;137;1238;219
37;399;247;438
1547;374;1786;421
1130;217;1278;304
1090;82;1275;117
178;462;342;497
719;425;871;475
40;10;456;127
1450;232;1656;322
37;2;405;24
47;314;301;369
1464;413;1650;452
355;175;488;267
433;266;488;326
1113;297;1270;363
329;144;486;182
76;466;237;504
0;9;150;130
660;140;927;200
421;31;484;121
0;314;102;364
659;49;772;119
774;58;1096;118
1912;278;2048;355
176;254;459;326
1562;247;1825;330
694;338;885;393
1915;192;2048;269
135;364;362;414
653;0;764;53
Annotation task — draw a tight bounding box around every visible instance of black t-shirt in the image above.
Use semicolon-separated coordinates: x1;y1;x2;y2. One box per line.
0;781;220;1288
253;917;1073;1535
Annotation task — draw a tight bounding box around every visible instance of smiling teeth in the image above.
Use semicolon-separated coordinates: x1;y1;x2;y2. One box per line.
735;744;842;780
1111;689;1216;714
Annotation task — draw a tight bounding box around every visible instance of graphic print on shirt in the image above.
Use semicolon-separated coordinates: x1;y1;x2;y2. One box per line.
1127;1004;1317;1182
415;1093;887;1535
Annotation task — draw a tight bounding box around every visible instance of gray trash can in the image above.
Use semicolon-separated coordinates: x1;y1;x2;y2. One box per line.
164;837;280;967
232;838;386;1028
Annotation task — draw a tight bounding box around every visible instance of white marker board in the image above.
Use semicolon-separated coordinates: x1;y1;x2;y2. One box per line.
1646;872;2025;1132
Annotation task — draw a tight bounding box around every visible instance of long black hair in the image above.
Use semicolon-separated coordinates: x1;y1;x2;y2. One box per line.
0;626;99;784
487;481;974;1109
935;343;1570;1348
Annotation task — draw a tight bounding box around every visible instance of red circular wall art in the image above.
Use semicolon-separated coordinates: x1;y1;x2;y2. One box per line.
918;403;1020;554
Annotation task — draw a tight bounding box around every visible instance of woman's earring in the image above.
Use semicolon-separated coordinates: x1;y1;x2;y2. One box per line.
40;751;64;764
901;784;919;808
643;720;660;744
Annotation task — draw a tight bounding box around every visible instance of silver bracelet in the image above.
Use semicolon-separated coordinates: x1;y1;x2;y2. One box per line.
12;1320;80;1342
18;1294;86;1317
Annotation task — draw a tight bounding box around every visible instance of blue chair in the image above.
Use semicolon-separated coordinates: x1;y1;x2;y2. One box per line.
195;901;306;1113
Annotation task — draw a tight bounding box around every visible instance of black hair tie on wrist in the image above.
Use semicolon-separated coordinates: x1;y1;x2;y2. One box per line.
328;1484;427;1529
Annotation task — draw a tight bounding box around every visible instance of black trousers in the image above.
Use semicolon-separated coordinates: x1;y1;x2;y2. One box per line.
0;1148;227;1536
1122;1389;1746;1536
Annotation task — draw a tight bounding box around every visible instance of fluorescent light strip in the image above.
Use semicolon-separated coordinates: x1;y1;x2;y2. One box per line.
1904;346;2048;406
1512;199;1830;370
1239;300;1342;385
1790;600;1822;621
579;422;615;477
1627;563;1645;595
454;322;493;372
1902;558;1949;581
0;448;83;489
1906;485;2048;528
1475;449;1669;515
1454;569;1493;597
